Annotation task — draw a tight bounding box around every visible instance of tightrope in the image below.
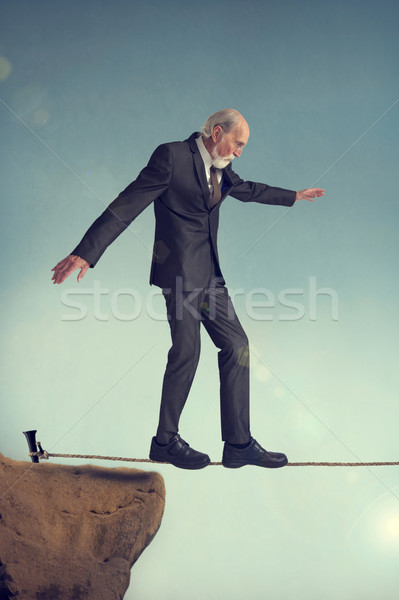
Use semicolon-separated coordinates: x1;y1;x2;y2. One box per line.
29;452;399;467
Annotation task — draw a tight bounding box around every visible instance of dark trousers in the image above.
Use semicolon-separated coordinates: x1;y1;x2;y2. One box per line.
156;275;251;444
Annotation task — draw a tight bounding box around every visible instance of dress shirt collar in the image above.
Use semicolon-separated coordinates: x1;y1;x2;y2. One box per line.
195;135;214;172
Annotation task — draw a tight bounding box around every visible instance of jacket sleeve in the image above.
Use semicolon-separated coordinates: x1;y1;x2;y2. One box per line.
71;143;172;267
226;166;296;207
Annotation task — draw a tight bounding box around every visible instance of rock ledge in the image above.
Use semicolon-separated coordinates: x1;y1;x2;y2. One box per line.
0;453;165;600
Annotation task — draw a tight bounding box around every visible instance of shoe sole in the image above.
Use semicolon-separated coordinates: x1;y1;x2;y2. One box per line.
222;460;288;469
149;455;211;470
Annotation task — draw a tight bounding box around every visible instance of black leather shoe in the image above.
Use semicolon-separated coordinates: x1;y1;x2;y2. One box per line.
149;434;210;470
222;437;288;469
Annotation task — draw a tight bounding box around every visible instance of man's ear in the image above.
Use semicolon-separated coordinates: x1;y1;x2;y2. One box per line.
212;125;223;143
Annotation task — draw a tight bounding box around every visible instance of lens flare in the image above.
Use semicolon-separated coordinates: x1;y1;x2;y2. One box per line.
0;56;13;81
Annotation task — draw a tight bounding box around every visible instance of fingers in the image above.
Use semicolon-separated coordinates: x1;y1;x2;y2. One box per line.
51;255;89;284
51;261;66;284
77;264;89;283
303;188;325;201
306;188;325;197
52;263;74;284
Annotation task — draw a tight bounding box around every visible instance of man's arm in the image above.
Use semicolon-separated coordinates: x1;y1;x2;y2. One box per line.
225;166;325;206
51;143;173;285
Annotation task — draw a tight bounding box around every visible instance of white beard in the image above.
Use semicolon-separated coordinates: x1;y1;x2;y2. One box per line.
211;144;234;169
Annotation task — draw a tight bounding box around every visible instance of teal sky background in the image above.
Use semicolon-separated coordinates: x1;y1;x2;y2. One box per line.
1;1;399;598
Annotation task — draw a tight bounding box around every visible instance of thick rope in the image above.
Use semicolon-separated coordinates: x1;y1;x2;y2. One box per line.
29;452;399;467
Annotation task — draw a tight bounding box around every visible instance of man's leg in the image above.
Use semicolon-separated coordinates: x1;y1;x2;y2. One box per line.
203;280;288;468
201;281;251;444
151;285;211;469
155;286;204;444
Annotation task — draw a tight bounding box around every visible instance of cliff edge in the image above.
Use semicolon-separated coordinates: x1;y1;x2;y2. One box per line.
0;453;165;600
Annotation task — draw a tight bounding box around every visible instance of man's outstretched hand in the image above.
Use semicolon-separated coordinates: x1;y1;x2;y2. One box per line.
51;254;90;284
296;188;325;201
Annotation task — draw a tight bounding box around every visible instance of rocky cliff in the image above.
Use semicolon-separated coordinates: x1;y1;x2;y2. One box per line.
0;453;165;600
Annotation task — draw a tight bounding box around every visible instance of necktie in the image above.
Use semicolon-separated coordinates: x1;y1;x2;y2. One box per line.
210;166;221;207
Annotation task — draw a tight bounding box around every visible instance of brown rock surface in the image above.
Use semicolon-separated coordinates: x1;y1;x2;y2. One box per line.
0;453;165;600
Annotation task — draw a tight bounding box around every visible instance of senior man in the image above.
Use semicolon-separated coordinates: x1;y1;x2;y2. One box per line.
52;109;324;470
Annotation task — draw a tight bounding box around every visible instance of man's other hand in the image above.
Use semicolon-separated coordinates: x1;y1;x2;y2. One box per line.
51;255;90;284
296;188;325;201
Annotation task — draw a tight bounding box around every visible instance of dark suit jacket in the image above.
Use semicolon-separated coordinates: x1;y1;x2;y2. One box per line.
72;132;296;290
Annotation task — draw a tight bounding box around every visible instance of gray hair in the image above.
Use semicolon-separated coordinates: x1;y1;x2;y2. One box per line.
201;109;241;139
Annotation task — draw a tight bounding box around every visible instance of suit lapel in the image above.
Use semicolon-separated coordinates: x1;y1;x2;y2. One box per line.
187;133;211;206
186;133;234;209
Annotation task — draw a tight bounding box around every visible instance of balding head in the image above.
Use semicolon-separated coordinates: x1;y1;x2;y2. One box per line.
201;109;250;168
201;108;249;140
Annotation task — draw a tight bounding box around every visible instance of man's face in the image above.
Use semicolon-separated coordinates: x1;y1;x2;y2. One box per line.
211;121;250;169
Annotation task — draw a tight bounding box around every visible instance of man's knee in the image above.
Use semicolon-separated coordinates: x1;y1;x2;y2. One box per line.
167;337;201;367
220;336;250;368
235;342;250;368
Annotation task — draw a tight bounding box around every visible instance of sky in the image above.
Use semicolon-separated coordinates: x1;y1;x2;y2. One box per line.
1;0;399;598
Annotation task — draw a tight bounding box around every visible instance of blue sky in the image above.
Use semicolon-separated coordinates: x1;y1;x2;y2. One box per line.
1;1;399;598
